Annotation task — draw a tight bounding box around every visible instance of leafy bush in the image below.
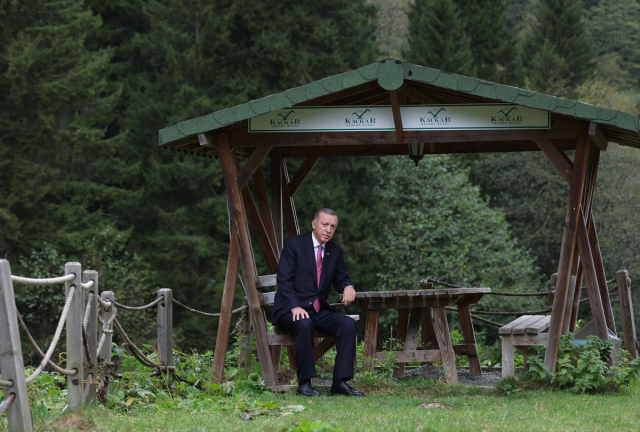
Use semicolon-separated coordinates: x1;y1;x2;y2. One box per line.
527;332;640;393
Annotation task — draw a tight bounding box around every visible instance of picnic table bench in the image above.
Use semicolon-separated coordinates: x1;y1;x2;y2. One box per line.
499;315;550;377
350;286;491;383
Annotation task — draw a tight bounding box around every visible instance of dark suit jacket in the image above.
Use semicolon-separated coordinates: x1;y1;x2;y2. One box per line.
272;232;355;324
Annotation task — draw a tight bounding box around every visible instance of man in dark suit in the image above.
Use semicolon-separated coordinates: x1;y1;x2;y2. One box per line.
272;208;363;397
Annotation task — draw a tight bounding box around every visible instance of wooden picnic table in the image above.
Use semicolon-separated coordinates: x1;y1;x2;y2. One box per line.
351;286;491;383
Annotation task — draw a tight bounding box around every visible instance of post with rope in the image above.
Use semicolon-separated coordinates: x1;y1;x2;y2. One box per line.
65;262;84;411
0;259;34;432
82;270;98;405
616;270;637;358
98;291;115;364
157;288;173;374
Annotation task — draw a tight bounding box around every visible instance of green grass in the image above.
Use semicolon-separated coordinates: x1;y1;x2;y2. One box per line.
40;378;640;432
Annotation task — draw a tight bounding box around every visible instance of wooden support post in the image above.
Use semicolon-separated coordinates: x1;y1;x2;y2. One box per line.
544;136;590;371
271;148;283;253
65;262;84;411
253;167;277;250
569;262;583;332
289;156;321;197
616;270;637;358
238;304;254;373
0;260;34;432
389;90;404;144
98;291;115;363
363;310;380;371
501;336;515;378
212;234;240;383
83;270;98;405
458;303;482;376
157;288;173;372
432;306;458;383
588;216;616;333
421;307;439;350
236;146;274;190
217;133;278;386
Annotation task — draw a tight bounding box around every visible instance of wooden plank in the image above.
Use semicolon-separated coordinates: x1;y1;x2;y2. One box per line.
65;262;84;411
501;336;515;378
617;270;637;358
313;337;337;361
236;145;273;190
452;344;478;356
212;234;240;383
499;315;533;335
216;133;278;386
404;308;423;351
82;270;99;405
389;90;404;144
394;308;410;376
253;166;278;253
526;316;551;334
363;310;380;371
0;260;34;431
569;261;584;332
256;274;277;289
457;303;481;376
281;158;300;238
505;333;549;346
270;148;283;253
544;134;590;372
421;307;439;350
587;215;616;333
589;122;608;151
376;349;442;363
289;156;321;197
432;306;458;383
534;138;573;183
512;316;546;335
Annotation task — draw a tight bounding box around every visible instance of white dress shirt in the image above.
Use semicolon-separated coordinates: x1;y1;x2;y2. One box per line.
311;232;325;262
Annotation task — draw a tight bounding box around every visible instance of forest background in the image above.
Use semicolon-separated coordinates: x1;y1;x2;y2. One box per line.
1;0;640;359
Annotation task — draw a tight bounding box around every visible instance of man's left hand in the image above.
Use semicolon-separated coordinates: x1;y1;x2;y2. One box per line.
343;286;356;306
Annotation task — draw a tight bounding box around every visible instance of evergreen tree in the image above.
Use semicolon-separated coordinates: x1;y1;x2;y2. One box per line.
455;0;522;85
521;0;594;96
404;0;476;76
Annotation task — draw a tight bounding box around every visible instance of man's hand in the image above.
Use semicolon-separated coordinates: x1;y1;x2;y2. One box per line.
342;286;356;306
291;307;309;321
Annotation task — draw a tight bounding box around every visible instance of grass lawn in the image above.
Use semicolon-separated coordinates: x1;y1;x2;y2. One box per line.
40;378;640;432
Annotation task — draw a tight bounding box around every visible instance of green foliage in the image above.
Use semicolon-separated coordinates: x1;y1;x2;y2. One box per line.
520;0;594;96
526;333;640;393
454;0;522;85
283;419;343;432
404;0;476;76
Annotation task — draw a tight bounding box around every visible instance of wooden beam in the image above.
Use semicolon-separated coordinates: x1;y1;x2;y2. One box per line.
544;135;590;372
363;310;380;371
616;270;638;358
216;133;277;386
212;233;239;383
236;146;273;190
534;138;573;183
271;148;283;253
281;158;300;237
252;166;278;252
589;122;608;151
234;156;279;274
389;90;404;144
289;156;321;197
458;304;481;376
400;83;442;104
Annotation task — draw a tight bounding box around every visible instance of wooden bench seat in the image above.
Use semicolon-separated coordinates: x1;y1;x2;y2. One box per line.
500;315;550;377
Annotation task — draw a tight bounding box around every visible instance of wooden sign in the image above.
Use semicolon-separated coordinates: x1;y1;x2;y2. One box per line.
248;104;550;132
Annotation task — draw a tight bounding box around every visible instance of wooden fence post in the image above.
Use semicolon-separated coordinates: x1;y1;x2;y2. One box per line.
238;302;253;373
82;270;98;405
0;259;34;432
98;291;115;363
616;270;637;358
65;262;84;411
157;288;173;372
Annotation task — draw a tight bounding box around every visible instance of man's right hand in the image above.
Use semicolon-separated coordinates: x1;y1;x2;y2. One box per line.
291;307;309;321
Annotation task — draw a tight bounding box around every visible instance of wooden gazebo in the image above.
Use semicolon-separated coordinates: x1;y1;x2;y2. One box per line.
158;59;640;386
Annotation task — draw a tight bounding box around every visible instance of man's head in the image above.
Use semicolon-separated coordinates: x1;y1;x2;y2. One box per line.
311;208;338;244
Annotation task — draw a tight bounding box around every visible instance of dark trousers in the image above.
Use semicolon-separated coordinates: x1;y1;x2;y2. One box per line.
275;307;357;383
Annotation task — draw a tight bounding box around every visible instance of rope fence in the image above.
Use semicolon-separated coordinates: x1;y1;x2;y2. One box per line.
0;394;16;418
10;273;75;285
0;379;13;387
171;298;247;317
114;296;163;311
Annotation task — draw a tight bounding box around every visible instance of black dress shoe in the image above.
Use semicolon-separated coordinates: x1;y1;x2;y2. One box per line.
330;381;364;396
297;382;320;397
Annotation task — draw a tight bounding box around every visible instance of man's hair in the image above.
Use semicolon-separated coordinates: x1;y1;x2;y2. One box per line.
314;208;338;221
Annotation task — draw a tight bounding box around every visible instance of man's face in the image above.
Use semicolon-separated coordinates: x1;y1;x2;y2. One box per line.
311;212;338;244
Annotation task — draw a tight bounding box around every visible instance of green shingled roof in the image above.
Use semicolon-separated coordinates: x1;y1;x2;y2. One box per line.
159;59;640;148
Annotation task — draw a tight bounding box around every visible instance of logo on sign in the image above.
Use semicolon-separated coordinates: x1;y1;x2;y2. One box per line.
270;110;300;128
420;108;451;126
345;109;376;127
491;107;523;125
